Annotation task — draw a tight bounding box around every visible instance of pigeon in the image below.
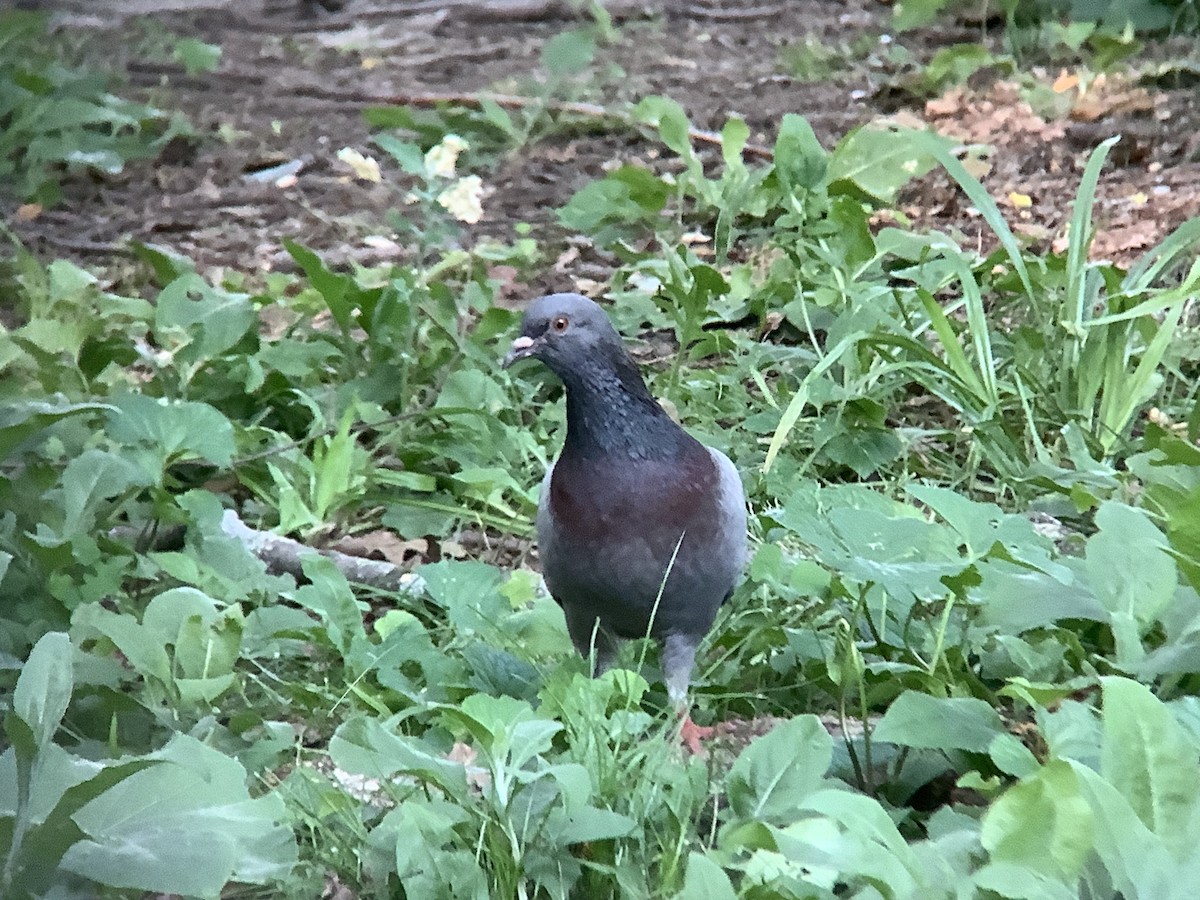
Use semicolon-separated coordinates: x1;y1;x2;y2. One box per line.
503;293;747;751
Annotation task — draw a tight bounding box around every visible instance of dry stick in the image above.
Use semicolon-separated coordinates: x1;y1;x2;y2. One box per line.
110;511;420;592
218;510;419;591
284;84;776;161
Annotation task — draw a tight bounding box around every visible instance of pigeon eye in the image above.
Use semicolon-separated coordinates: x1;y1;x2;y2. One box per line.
551;315;570;333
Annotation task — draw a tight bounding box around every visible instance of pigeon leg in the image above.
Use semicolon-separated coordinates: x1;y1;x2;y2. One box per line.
663;633;713;755
563;606;618;676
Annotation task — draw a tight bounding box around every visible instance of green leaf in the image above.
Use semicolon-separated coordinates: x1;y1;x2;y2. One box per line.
726;715;832;824
893;0;954;30
330;716;470;802
972;860;1079;900
107;393;236;470
720;117;750;171
1100;677;1200;863
981;760;1093;882
773;113;826;194
785;788;927;894
292;556;365;656
2;751;161;898
13;632;72;753
172;37;221;74
0;400;112;461
70;603;173;689
418;560;510;638
828;126;940;203
546;803;637;844
60;734;296;893
284;240;357;333
541;29;595;77
874;691;1005;753
1086;502;1176;632
58;448;142;537
634;95;695;161
677;853;737;900
1067;760;1179;898
442;694;561;771
153;273;255;363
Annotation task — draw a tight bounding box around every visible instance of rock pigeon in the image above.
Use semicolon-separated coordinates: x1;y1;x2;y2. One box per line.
503;293;747;751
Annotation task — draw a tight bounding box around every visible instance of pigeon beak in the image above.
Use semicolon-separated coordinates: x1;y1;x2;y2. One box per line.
503;335;538;369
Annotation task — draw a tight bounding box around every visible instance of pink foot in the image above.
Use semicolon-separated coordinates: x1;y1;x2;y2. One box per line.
679;713;714;756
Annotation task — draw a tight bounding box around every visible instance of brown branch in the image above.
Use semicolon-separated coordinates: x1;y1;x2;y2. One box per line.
218;510;420;591
112;513;420;592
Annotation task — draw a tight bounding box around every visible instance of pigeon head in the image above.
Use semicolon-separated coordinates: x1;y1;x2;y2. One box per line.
502;293;627;380
503;293;686;459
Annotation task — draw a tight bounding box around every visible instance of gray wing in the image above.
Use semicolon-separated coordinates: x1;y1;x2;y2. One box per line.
706;445;749;601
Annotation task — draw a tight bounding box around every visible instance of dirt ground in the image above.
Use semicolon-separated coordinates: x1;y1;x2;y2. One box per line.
9;0;1200;289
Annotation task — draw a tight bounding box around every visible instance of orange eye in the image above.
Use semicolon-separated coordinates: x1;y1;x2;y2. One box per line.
551;315;569;333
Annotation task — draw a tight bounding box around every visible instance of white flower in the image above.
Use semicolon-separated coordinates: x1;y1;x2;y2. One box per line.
437;175;484;224
336;147;381;182
424;134;469;179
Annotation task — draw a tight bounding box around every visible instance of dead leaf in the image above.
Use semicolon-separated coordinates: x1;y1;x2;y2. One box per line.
487;265;526;308
539;143;578;164
446;742;491;792
332;530;428;567
439;540;468;560
1052;71;1080;94
553;245;581;272
16;203;42;221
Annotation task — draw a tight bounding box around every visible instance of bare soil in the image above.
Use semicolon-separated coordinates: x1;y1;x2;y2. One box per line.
9;0;1200;287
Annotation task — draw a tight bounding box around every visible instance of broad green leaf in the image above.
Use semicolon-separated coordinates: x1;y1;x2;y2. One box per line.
70;604;172;688
418;560;510;638
172;37;221;74
827;126;940;203
58;448;142;537
292;556;365;656
988;733;1040;779
720;117;750;172
373;800;489;899
284;240;357;332
982;760;1092;882
153;272;255;362
893;0;953;30
545;803;637;844
541;28;595;77
0;400;112;460
773;113;826;194
1067;761;1178;898
1100;677;1200;862
978;561;1108;633
0;748;160;898
107;393;236;470
874;691;1005;753
727;715;831;824
13;632;72;753
442;693;560;771
1086;503;1176;631
767;788;926;896
634;95;695;161
972;860;1079;900
142;587;224;642
61;735;296;893
677;852;737;900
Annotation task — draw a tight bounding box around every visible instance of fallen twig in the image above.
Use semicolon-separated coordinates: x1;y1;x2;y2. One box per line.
110;511;423;593
219;510;421;591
